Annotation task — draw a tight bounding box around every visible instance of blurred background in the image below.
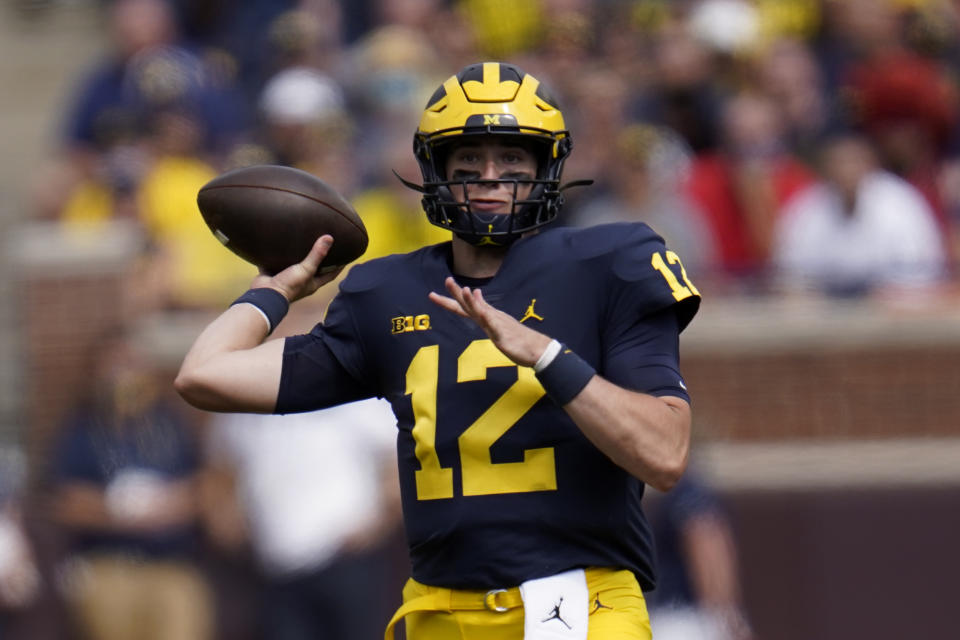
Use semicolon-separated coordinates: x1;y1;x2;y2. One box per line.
1;0;959;639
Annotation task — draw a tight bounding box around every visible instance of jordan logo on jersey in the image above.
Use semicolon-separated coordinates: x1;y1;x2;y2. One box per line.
519;299;544;323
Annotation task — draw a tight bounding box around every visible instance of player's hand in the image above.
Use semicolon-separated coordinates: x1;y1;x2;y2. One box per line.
250;235;343;303
430;277;552;367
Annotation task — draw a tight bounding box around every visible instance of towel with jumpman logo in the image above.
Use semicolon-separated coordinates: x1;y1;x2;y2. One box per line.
519;569;589;640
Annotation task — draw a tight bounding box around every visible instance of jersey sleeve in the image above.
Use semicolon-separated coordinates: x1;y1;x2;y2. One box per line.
603;307;689;401
276;292;377;414
606;224;701;332
600;224;700;400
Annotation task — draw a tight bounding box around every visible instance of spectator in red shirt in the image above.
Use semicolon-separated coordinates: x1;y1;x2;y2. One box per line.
684;91;815;289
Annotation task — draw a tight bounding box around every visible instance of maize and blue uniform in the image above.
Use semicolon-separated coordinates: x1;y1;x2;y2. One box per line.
276;222;700;638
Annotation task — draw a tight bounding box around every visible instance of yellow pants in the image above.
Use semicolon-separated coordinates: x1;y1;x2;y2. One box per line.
386;567;651;640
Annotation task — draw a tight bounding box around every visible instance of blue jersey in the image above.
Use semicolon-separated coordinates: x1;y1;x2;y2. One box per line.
278;222;700;590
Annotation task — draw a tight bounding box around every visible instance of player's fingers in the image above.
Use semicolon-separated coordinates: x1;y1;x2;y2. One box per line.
443;276;466;302
438;278;499;329
462;290;496;331
428;291;469;317
464;288;493;323
300;235;334;274
309;265;343;290
265;235;335;301
468;288;502;321
458;287;478;314
470;288;491;313
442;278;478;315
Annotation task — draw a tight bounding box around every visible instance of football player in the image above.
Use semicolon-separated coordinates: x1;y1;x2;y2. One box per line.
176;62;700;640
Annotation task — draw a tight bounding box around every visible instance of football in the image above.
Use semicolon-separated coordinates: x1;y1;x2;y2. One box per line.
197;164;368;275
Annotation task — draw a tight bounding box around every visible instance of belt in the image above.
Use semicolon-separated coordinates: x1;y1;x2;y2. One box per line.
384;584;524;640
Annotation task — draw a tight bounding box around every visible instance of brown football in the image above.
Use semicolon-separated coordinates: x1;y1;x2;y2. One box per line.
197;165;368;275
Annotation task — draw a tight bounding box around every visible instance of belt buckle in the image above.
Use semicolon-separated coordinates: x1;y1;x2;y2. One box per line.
483;588;509;613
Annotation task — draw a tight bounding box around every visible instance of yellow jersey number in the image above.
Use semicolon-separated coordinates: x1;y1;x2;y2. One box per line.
405;339;557;500
405;252;694;501
651;250;700;301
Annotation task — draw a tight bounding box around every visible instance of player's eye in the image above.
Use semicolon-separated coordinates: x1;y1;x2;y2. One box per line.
453;150;480;164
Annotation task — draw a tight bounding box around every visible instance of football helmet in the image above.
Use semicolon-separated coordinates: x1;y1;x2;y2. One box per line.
408;62;575;246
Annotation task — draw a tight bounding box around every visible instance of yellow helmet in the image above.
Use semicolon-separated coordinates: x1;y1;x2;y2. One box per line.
411;62;574;246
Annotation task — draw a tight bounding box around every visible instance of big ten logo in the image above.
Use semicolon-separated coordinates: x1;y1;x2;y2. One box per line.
391;314;431;334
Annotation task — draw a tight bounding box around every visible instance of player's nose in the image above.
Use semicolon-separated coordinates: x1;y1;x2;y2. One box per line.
479;159;501;180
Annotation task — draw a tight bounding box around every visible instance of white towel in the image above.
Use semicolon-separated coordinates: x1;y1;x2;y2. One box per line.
519;568;589;640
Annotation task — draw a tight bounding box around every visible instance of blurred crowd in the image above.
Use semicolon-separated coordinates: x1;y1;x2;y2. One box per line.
5;0;960;638
27;0;960;304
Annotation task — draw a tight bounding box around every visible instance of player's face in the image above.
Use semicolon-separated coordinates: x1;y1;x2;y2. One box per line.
445;140;537;215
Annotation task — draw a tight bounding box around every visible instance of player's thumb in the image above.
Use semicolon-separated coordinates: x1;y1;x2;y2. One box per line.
300;235;334;274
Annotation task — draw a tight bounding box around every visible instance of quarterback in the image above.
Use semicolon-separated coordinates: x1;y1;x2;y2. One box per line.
176;62;700;639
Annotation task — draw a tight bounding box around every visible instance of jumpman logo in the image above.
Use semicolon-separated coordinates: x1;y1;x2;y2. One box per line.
541;597;572;629
519;298;544;323
591;593;613;614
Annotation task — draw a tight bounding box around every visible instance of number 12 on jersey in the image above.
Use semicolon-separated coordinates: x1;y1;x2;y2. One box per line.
405;339;557;500
651;250;700;301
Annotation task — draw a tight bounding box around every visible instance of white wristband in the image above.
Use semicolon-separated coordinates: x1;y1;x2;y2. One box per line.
533;339;563;373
